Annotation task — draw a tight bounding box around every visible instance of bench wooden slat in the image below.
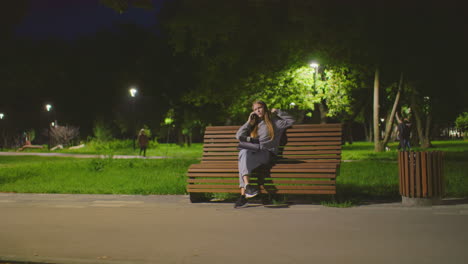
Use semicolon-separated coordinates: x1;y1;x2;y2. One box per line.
188;179;336;184
190;162;337;168
202;138;343;144
205;127;342;135
188;185;335;190
200;158;341;164
188;189;336;195
204;133;342;139
203;141;341;147
204;132;343;138
188;173;337;178
204;135;238;139
287;137;342;142
203;145;342;151
201;156;341;161
205;124;342;130
188;169;337;175
201;150;342;156
191;163;338;168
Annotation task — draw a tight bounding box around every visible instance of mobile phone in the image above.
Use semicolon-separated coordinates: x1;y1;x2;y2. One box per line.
250;113;258;122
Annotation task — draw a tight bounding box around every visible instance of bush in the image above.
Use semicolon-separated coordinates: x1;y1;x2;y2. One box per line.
50;125;79;147
93;120;113;142
455;112;468;139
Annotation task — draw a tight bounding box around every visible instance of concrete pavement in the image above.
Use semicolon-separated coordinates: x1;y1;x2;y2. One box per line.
0;152;168;159
1;193;468;264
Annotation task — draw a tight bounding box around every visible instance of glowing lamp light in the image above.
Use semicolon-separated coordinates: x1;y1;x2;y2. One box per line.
310;62;319;69
129;88;138;97
0;113;4;119
45;104;52;112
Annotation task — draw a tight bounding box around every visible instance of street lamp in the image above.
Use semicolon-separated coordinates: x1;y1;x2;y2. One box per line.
129;87;138;150
310;62;319;89
129;87;137;98
45;104;53;150
310;62;319;69
0;113;4;150
310;61;319;98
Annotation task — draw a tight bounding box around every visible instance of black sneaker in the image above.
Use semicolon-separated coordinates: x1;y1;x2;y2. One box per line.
234;195;248;208
245;184;259;198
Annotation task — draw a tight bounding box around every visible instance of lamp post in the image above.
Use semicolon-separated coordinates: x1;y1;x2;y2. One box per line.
310;62;319;91
310;62;325;122
0;113;4;150
129;87;138;150
45;104;52;150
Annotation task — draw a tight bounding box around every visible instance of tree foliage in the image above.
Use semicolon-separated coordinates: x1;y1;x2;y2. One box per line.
2;0;466;148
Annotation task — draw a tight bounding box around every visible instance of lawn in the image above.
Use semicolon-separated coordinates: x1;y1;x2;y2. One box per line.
1;141;467;200
0;156;196;195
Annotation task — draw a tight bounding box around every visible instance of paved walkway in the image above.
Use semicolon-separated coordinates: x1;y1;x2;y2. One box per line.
1;193;468;264
0;152;168;159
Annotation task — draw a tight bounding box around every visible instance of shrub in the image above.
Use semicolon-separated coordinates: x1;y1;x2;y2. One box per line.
93;120;113;142
455;112;468;139
50;125;80;147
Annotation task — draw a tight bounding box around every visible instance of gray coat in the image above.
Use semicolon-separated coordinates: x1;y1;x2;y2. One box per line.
236;110;295;155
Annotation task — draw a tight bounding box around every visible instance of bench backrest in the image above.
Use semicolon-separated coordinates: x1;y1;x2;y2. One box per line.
202;123;342;164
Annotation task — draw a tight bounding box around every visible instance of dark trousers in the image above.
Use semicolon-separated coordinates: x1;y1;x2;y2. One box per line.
398;138;411;151
139;146;147;156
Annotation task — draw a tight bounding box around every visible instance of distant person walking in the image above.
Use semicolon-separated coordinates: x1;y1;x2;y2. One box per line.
396;113;411;151
137;129;149;157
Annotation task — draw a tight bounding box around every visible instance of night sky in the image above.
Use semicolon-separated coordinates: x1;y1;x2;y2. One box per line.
2;0;165;137
15;0;159;40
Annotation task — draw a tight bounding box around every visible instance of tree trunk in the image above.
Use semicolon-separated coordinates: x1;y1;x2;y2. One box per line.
381;72;404;148
410;90;432;149
177;128;184;146
344;121;353;144
413;106;424;147
373;67;383;152
318;102;328;124
422;113;432;148
363;122;369;142
296;109;306;124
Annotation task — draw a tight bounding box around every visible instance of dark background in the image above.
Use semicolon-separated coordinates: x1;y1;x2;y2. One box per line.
1;0;467;145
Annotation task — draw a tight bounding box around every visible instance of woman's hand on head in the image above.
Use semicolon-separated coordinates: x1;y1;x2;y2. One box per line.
248;112;257;126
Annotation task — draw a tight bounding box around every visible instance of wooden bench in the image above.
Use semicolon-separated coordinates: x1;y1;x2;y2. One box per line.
186;123;342;202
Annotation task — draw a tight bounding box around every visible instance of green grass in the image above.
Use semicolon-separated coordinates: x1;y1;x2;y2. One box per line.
62;142;204;159
342;140;468;161
1;141;467;200
0;156;197;195
338;140;468;200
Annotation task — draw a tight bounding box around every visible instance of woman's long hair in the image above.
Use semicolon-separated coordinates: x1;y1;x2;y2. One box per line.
250;100;275;140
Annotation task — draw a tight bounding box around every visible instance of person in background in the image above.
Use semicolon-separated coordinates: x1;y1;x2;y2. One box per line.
396;112;411;151
137;129;149;157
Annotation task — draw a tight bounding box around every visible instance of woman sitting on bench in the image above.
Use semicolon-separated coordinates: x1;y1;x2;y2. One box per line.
234;100;295;208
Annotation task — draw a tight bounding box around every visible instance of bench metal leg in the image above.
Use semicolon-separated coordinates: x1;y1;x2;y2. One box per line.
189;193;208;203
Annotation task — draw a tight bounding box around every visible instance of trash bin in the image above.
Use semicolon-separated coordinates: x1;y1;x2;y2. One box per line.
398;151;445;206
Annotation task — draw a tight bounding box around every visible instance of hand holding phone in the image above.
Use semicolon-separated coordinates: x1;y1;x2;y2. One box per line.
248;112;258;126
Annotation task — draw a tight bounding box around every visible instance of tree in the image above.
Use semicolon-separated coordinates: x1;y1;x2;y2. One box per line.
49;125;80;147
455;112;468;139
